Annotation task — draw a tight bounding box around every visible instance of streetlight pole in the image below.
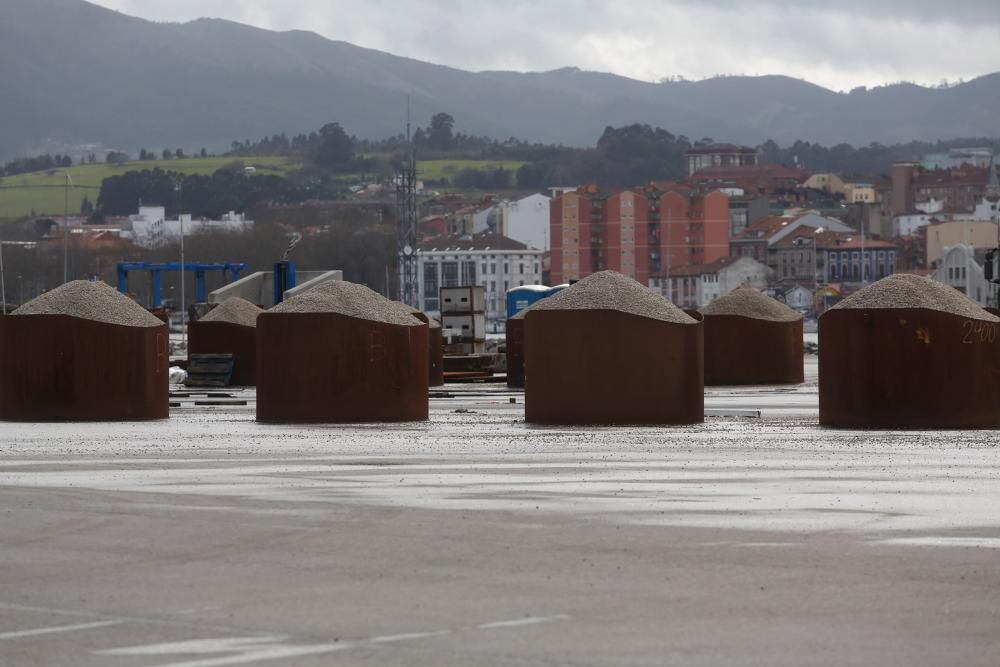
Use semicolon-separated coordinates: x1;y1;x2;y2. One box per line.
860;215;866;286
0;226;6;314
813;227;824;287
63;173;72;284
176;182;186;349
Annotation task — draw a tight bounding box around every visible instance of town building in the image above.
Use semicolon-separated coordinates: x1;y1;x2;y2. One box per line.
128;206;253;249
729;212;853;274
415;231;544;322
472;193;551;251
689;164;808;198
844;183;877;204
650;256;770;309
890;162;999;217
780;285;814;311
931;245;994;307
920;147;996;170
803;173;847;196
686;144;759;177
549;187;730;286
925;220;1000;267
724;191;771;238
818;235;897;284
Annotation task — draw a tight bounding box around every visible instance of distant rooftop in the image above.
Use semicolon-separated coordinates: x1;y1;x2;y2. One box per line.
420;231;531;252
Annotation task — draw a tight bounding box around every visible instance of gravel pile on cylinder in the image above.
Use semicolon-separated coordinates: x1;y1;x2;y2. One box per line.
199;298;263;327
0;281;169;421
408;306;444;387
12;280;164;327
188;297;264;386
257;281;429;423
820;274;1000;428
524;271;703;425
700;288;804;386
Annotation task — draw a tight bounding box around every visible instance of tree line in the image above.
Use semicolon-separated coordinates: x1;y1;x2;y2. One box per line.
96;165;317;219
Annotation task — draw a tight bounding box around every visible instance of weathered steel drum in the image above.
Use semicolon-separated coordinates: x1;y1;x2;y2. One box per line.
0;315;169;421
703;315;804;386
256;313;429;423
428;326;444;387
505;317;525;388
819;308;1000;428
524;310;704;425
410;312;444;387
188;321;258;386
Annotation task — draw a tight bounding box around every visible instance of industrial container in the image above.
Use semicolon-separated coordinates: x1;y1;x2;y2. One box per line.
256;281;428;423
523;271;703;425
506;285;550;319
440;286;485;314
442;313;486;340
0;316;169;421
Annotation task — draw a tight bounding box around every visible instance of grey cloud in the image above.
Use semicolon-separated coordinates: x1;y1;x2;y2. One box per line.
89;0;1000;91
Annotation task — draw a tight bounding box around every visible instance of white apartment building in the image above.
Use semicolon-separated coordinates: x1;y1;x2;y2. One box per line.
415;231;545;321
472;193;552;251
128;206;254;248
932;245;995;307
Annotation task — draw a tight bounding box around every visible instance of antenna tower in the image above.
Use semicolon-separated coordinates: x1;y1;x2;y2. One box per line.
396;96;420;307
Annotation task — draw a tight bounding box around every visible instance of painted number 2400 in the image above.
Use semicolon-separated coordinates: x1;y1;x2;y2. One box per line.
962;320;998;345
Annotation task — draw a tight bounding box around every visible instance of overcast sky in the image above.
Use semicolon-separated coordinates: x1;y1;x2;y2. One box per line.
89;0;1000;91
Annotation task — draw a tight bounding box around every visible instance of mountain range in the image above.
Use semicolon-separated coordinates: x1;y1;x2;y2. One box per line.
3;0;1000;160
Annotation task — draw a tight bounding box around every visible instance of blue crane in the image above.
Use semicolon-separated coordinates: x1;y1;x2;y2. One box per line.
117;262;249;307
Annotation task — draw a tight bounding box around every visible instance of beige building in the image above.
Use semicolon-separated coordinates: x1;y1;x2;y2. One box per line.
804;173;847;196
844;183;877;204
926;220;999;267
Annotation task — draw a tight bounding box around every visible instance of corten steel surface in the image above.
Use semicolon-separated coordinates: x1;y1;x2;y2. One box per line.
819;308;1000;428
0;315;169;421
256;313;428;423
703;315;804;386
188;321;257;386
410;313;444;387
524;310;704;425
428;326;444;386
506;318;525;388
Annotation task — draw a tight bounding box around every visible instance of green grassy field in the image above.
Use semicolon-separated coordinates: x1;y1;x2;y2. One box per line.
0;156;298;220
417;159;525;181
0;156;523;220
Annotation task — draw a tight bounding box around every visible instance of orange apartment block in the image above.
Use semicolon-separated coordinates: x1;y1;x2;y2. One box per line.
551;187;729;286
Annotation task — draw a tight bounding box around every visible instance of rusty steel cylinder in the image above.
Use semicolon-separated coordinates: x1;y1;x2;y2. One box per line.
506;317;525;389
703;315;804;386
188;321;258;386
819;308;1000;428
524;310;704;425
256;313;429;423
409;311;444;387
0;315;169;421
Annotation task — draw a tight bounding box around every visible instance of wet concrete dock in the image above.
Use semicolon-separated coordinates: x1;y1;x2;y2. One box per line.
2;358;999;665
